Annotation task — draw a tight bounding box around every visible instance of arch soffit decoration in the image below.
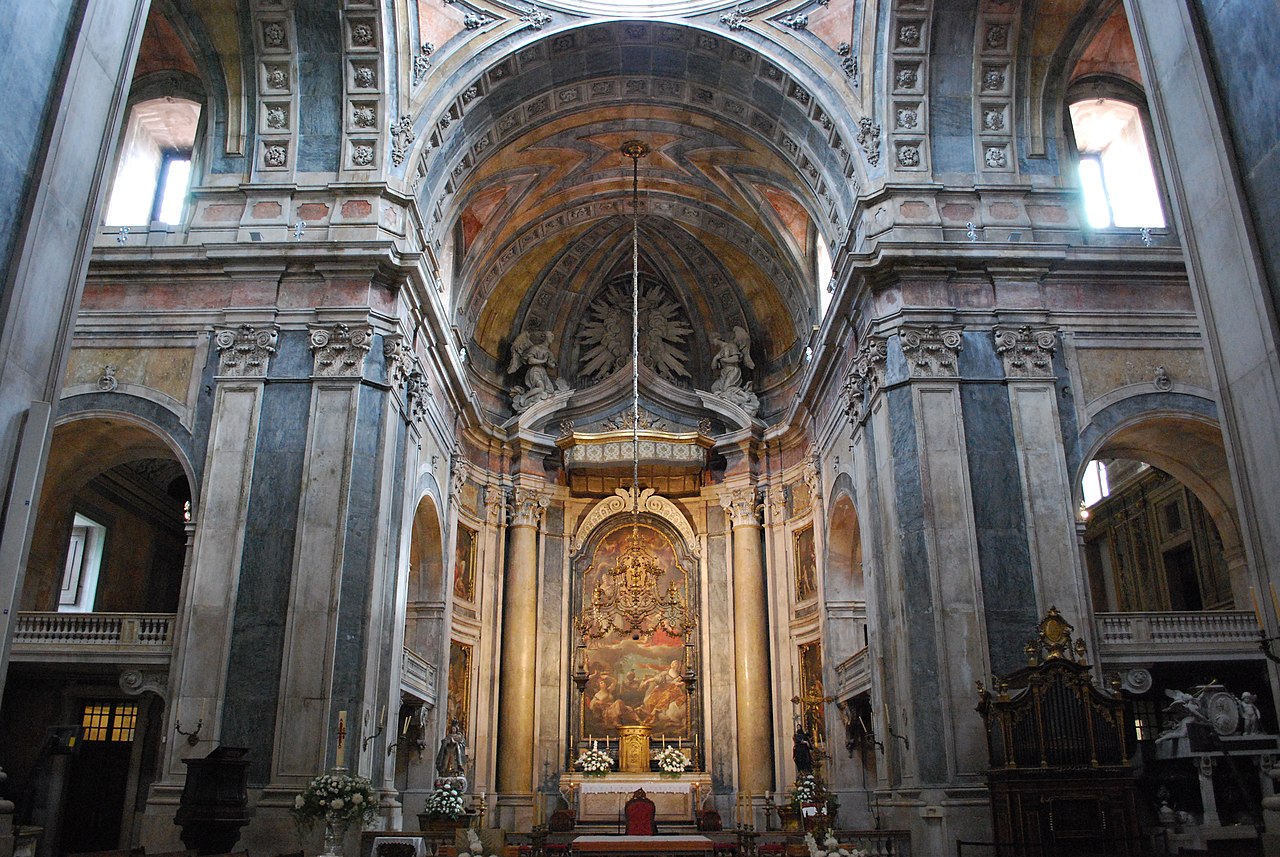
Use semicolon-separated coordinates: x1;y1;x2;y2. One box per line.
49;410;198;506
572;488;700;559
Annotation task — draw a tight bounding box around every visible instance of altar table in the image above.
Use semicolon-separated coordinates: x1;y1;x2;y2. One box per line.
570;835;714;857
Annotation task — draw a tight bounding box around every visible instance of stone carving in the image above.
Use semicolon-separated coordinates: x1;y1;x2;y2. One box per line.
391;116;415;166
897;23;922;48
1154;365;1173;392
719;8;751;30
406;371;432;423
982;109;1004;131
262;21;286;48
984;146;1008;169
765;484;787;522
266;105;287;129
781;12;807;30
119;669;167;698
519;7;552;29
463;13;492;29
856;117;881;167
413;42;435;84
97;365;119;393
508;329;570;412
484;486;507;524
721;486;761;528
896;108;918;130
264;144;287;167
571;487;700;557
982;68;1005;92
509;486;550;527
449;460;469;505
709;326;760;416
1157;684;1265;742
896;145;921;167
895;66;918;90
266;66;289;89
354;66;376;88
984;24;1009;50
842;335;886;424
352;144;374;167
350;22;375;46
383;334;415;386
309;323;373;377
353;105;376;128
215;324;279;377
802;454;822;502
577;281;692;382
900;324;963;378
993;325;1057;379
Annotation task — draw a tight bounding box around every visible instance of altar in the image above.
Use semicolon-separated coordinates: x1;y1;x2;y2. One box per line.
570;835;714;857
562;775;710;823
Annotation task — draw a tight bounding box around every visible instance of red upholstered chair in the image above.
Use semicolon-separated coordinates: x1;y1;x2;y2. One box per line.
623;788;657;836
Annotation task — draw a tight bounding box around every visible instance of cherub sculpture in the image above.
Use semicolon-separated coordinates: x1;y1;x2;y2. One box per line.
508;329;569;412
709;326;760;416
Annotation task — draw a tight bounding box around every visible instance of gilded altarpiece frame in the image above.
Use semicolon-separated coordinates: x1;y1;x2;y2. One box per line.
453;523;476;602
797;641;825;744
794;524;818;602
570;516;702;763
447;640;472;736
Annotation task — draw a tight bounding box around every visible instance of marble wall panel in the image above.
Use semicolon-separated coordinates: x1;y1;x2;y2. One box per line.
537;504;567;792
705;519;734;793
1076;346;1210;405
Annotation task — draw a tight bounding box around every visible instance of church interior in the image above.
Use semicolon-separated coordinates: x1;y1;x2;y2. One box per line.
0;0;1278;855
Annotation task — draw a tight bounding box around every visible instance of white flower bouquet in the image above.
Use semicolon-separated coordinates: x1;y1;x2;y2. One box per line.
423;780;466;819
654;746;690;775
575;747;614;774
291;772;379;827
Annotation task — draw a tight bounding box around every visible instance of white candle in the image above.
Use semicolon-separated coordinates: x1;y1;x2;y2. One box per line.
336;709;347;768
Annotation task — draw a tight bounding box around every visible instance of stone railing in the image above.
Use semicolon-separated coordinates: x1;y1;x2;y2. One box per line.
1095;610;1260;662
11;611;175;663
402;647;438;707
833;647;871;697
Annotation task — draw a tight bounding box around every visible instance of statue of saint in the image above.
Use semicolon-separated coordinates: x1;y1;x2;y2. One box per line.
709;326;760;416
508;330;569;412
436;720;469;780
793;727;815;773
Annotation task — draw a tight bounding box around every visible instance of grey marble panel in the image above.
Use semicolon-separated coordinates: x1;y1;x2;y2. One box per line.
959;382;1037;676
369;416;408;788
538;504;567;792
295;5;343;172
705;517;734;793
221;381;311;785
885;387;946;783
271;330;317;380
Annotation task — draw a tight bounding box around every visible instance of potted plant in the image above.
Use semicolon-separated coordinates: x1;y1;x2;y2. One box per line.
291;771;379;857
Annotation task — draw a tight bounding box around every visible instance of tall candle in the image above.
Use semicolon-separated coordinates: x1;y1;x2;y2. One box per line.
402;716;410;735
336;710;347;768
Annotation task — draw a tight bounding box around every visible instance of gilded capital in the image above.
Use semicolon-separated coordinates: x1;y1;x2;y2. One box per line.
509;486;550;527
721;486;761;528
993;325;1057;379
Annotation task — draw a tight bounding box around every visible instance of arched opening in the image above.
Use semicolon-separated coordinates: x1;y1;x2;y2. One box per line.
397;493;446;797
2;414;190;854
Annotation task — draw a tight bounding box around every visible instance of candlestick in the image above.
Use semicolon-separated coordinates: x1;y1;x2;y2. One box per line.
336;709;347;769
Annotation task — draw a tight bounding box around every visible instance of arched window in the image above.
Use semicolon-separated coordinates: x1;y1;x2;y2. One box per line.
103;94;202;227
1066;81;1165;230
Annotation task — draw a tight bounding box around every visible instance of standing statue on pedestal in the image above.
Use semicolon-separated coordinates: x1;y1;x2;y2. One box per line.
709;326;760;416
508;330;570;413
435;720;469;792
793;727;815;774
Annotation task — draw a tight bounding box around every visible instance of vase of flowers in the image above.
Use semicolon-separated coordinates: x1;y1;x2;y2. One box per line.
421;781;466;822
654;746;690;777
291;771;379;857
575;747;613;776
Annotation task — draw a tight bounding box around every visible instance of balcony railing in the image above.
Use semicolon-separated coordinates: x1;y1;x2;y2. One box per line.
1095;610;1260;662
11;611;175;664
401;647;438;707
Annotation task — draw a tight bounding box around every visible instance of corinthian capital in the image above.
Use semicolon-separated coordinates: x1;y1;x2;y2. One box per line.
214;324;278;377
993;325;1058;379
721;486;761;528
509;487;550;527
900;324;963;378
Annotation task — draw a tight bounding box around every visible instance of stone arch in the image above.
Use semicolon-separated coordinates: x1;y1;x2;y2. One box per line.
25;412;195;613
1077;402;1245;607
572;488;699;558
407;492;446;605
825;486;864;604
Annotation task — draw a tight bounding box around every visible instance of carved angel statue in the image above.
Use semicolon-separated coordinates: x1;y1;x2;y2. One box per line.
508;329;569;412
709;326;760;416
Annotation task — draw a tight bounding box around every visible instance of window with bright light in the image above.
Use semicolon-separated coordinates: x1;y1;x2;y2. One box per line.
1081;459;1111;508
1068;97;1165;229
104;96;201;226
59;513;106;612
815;231;833;319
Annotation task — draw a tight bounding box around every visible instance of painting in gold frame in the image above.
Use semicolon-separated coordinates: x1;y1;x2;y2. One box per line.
798;640;824;741
453;524;476;601
794;524;817;602
446;640;472;735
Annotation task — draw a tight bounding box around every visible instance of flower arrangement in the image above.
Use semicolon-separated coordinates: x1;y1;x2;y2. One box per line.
422;781;466;819
654;746;690;775
291;772;379;827
804;832;866;857
575;747;614;774
793;774;822;806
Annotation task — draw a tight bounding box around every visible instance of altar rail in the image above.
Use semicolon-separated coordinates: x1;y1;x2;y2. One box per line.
11;611;175;663
832;829;910;857
402;646;438;706
1095;610;1260;662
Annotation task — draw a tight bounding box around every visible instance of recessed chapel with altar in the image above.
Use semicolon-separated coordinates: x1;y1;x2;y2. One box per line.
0;0;1279;855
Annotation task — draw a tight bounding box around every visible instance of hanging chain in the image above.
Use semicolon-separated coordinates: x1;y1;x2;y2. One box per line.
621;140;648;517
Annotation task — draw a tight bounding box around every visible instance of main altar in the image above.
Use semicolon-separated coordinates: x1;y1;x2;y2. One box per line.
561;773;712;824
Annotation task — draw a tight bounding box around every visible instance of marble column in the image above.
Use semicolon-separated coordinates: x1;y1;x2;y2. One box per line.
496;486;549;795
722;487;774;794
